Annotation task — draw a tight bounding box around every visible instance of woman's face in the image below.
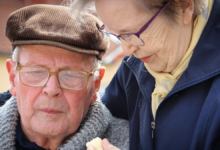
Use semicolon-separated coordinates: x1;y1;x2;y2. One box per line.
95;0;193;73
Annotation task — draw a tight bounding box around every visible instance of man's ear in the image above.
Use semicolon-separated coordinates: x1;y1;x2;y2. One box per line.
6;59;17;96
94;67;105;91
174;0;194;25
90;67;105;104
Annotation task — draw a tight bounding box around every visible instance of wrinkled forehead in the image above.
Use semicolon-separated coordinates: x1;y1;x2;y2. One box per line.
95;0;150;34
18;45;94;71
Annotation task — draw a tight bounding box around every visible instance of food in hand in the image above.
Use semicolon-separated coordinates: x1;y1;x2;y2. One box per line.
86;137;103;150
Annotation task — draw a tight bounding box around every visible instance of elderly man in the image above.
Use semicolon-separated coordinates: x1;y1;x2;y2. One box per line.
0;4;129;150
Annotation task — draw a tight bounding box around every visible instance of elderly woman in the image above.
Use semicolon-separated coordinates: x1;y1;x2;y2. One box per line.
69;0;220;150
70;0;219;149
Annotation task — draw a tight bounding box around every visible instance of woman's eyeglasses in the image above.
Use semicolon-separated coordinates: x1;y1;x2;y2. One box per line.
99;1;171;46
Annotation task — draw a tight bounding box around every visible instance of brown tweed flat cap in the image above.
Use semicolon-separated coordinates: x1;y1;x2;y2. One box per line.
5;4;109;60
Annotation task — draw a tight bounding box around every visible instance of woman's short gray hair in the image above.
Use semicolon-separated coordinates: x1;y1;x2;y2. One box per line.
68;0;206;22
138;0;206;22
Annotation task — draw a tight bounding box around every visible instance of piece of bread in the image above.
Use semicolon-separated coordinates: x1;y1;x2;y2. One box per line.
86;137;103;150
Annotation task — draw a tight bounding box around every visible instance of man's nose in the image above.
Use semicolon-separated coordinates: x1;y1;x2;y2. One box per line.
42;75;62;97
121;40;139;56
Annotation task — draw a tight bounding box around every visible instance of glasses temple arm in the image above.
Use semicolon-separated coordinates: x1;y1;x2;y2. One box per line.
136;1;171;36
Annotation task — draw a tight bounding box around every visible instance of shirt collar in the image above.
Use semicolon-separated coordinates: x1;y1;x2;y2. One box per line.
16;117;45;150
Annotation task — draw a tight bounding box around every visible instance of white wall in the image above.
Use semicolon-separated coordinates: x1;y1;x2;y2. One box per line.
0;56;11;93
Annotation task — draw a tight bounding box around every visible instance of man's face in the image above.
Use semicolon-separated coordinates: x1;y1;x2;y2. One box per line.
8;45;97;140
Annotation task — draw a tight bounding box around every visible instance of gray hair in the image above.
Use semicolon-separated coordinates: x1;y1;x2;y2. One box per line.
62;0;96;21
12;46;101;81
12;46;20;63
92;57;101;81
68;0;206;22
137;0;206;22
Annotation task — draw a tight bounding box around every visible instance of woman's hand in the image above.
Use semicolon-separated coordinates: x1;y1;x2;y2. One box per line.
87;139;120;150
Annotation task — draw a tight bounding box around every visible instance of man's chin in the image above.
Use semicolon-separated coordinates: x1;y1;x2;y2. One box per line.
31;121;72;137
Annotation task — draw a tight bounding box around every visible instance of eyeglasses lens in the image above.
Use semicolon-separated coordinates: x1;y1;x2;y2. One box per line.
19;67;48;86
59;70;87;90
120;34;144;46
103;31;144;46
19;66;88;90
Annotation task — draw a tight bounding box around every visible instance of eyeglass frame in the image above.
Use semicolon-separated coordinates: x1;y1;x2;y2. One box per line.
16;62;97;90
98;1;171;46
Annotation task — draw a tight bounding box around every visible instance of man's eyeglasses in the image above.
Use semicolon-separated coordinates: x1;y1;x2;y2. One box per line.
16;63;96;90
99;1;171;46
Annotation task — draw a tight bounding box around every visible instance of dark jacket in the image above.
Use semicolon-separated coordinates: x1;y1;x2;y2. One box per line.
0;91;11;106
102;0;220;150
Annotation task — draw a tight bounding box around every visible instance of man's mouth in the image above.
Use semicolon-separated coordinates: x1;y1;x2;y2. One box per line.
40;108;62;114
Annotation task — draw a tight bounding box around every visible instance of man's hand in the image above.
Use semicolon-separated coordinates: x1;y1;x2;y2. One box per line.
87;139;120;150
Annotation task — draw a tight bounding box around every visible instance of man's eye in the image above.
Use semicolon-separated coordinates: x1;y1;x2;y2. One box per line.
24;71;47;77
24;71;41;74
65;74;74;78
33;71;43;74
31;70;47;74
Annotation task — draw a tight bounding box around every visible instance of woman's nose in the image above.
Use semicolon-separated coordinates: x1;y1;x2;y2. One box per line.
121;40;139;56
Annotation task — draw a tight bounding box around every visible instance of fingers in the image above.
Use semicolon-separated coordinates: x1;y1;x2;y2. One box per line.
102;139;121;150
87;138;120;150
87;146;94;150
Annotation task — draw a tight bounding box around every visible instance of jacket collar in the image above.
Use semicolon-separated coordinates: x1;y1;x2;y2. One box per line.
125;0;220;98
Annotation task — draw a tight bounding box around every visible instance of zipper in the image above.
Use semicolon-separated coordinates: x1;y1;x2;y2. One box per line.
151;121;155;138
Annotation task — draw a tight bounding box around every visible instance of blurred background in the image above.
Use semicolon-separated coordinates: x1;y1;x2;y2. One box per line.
0;0;124;94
